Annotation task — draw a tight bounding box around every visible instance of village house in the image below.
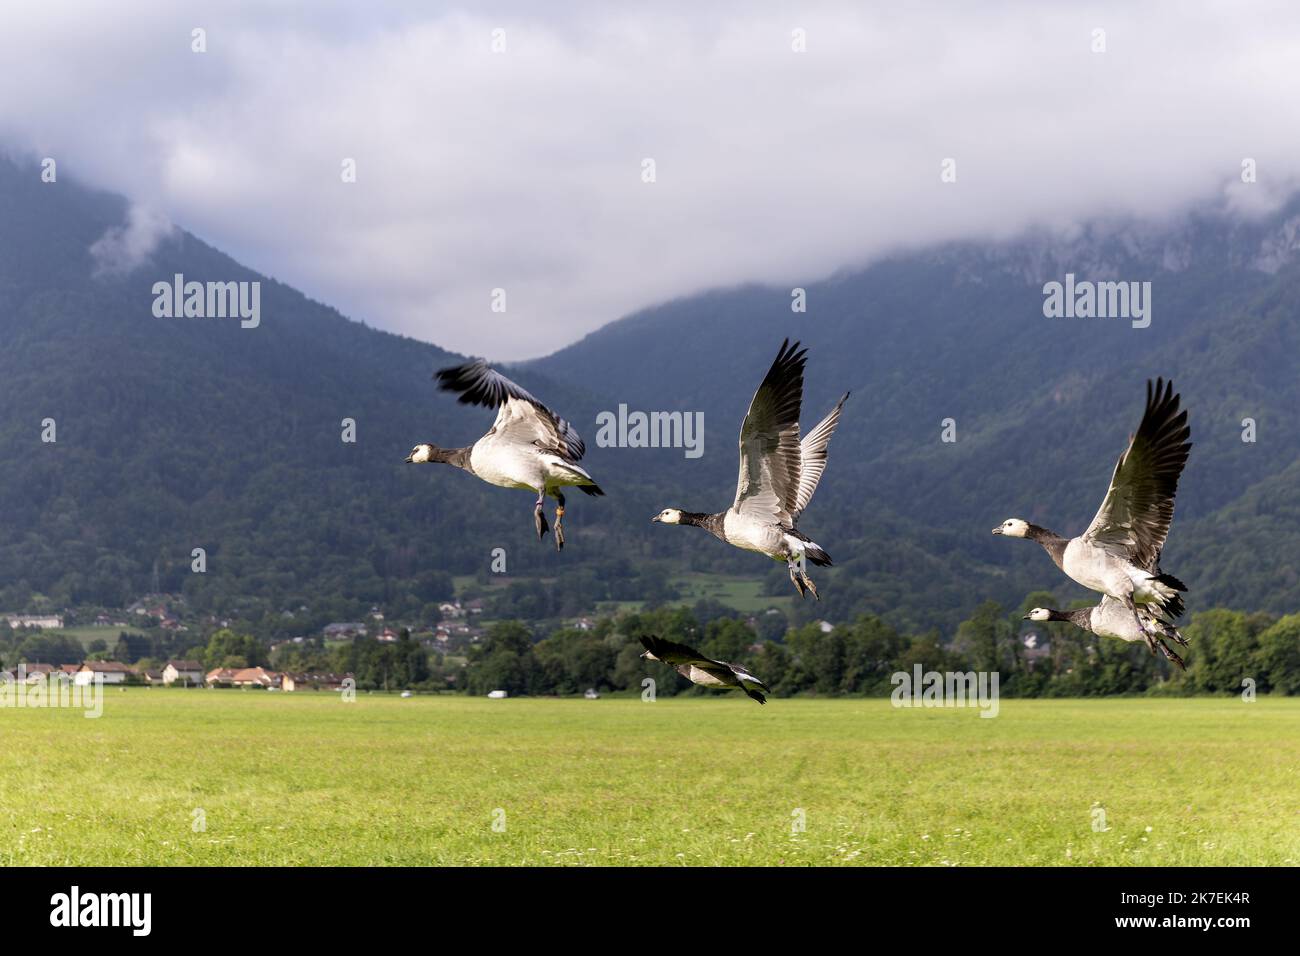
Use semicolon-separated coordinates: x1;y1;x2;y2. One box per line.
24;663;57;683
1;663;58;683
323;622;366;639
163;660;204;686
75;661;133;685
230;667;279;689
281;672;352;692
205;667;237;687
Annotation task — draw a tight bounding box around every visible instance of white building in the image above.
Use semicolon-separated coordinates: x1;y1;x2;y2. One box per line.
5;614;63;629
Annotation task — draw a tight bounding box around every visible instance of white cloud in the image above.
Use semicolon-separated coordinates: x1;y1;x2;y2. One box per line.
89;204;176;276
3;1;1300;357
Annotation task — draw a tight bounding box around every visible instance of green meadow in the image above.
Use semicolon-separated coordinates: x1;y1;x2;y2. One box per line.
1;692;1296;866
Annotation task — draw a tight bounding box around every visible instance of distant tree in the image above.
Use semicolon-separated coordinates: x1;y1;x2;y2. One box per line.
1255;614;1300;694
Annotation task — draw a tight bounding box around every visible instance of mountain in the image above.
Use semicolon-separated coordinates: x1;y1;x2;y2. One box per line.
0;155;643;634
2;153;1298;636
531;198;1300;623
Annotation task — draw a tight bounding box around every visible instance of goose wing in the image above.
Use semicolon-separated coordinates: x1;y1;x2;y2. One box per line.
790;392;849;521
1081;378;1191;570
436;360;586;461
639;635;720;669
727;660;769;690
732;339;807;522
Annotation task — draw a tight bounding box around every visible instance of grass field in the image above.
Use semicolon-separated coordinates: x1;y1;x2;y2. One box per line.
48;624;152;648
1;693;1296;866
595;573;792;614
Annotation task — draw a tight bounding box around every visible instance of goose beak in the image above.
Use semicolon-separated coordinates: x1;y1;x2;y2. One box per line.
991;527;1002;535
404;453;414;463
1021;613;1030;620
651;514;661;522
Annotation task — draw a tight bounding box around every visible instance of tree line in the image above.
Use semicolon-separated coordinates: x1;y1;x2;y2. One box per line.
4;597;1296;697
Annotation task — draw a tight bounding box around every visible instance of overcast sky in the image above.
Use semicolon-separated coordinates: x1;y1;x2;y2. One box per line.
3;1;1299;359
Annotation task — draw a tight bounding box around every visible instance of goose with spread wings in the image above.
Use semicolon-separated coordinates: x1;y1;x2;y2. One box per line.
405;360;603;549
1025;597;1189;670
639;635;769;704
994;378;1191;648
652;339;849;599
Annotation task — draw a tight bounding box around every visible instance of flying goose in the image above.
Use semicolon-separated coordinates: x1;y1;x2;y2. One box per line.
1025;597;1188;670
639;635;769;704
994;378;1191;647
406;360;603;549
652;339;849;599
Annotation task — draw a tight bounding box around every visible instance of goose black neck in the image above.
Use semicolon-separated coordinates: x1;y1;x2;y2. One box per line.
678;511;716;528
432;446;472;469
1024;523;1065;544
1026;524;1069;570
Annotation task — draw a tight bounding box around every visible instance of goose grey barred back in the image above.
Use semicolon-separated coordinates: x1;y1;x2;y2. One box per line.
995;377;1191;648
406;360;603;550
1025;597;1189;670
639;635;769;704
652;339;849;599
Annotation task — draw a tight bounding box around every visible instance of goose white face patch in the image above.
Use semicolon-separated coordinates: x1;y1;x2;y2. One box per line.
996;518;1030;538
654;508;683;524
408;444;433;463
1026;608;1051;622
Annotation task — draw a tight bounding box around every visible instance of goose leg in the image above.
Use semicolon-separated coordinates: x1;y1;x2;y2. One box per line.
1123;594;1154;648
533;490;549;542
800;570;820;601
787;562;807;598
1155;637;1186;671
553;491;566;551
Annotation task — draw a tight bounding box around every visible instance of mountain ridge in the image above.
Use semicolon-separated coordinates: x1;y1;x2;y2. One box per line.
2;154;1297;635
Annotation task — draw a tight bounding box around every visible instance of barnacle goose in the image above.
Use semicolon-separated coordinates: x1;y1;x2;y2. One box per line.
1025;598;1189;670
652;340;848;599
995;378;1191;651
639;635;769;704
406;360;603;549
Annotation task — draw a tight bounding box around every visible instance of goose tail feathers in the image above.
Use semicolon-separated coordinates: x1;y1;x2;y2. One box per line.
804;544;832;567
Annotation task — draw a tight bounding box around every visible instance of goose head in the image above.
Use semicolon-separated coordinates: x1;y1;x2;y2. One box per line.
1024;608;1053;622
652;508;684;525
405;443;436;464
992;517;1030;538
